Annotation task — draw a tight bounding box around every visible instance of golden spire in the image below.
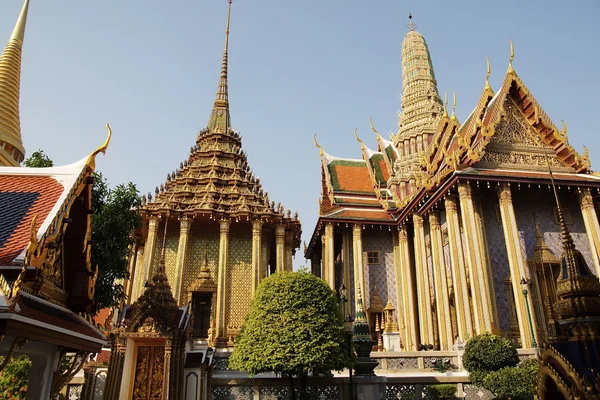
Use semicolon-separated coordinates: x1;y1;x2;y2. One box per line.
0;0;30;166
207;0;233;134
485;56;491;91
408;13;416;31
508;40;514;74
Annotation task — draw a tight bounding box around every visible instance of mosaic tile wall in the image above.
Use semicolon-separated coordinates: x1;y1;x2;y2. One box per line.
479;186;594;332
226;222;253;329
363;229;398;319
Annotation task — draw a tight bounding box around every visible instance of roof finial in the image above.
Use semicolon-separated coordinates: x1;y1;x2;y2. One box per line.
508;39;514;73
0;0;30;166
451;91;457;121
313;133;324;157
369;117;381;141
408;13;416;31
354;128;365;150
485;56;491;91
207;0;233;134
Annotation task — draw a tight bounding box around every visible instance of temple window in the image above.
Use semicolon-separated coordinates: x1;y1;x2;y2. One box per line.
191;293;212;338
366;250;381;265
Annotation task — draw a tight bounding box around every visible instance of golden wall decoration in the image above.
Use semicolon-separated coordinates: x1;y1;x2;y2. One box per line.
164;225;180;293
226;223;253;331
181;223;220;305
132;346;165;400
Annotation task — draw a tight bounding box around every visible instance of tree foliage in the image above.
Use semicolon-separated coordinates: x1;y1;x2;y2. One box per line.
0;356;31;399
482;358;539;400
23;149;53;168
91;172;141;310
463;333;519;386
426;384;457;400
229;271;352;397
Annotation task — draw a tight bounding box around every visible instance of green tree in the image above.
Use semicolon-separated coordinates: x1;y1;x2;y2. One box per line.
229;271;353;400
23;152;141;312
463;333;519;386
482;358;539;400
22;149;53;167
91;172;141;310
0;356;31;399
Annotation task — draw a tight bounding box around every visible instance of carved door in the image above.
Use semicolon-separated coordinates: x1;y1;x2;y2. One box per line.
132;346;165;400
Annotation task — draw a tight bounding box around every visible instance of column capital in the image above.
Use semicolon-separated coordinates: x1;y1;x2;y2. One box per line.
412;212;424;227
285;230;294;245
399;225;408;242
444;194;458;212
252;219;264;233
579;187;595;210
429;211;441;228
179;215;192;231
352;223;362;235
148;216;160;228
496;182;512;204
276;224;286;238
458;181;472;198
219;218;231;233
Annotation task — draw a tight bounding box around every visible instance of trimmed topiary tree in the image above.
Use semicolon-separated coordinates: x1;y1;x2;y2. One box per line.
463;333;519;386
482;358;539;400
229;271;353;400
427;384;457;400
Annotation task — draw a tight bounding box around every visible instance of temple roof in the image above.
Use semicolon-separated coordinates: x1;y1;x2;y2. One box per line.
0;156;93;266
0;0;30;166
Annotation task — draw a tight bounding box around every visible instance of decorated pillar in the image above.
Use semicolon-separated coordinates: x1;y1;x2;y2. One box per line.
429;211;453;350
251;219;263;296
579;188;600;276
125;242;139;302
137;216;159;302
458;182;493;334
173;216;192;304
413;213;434;346
275;224;285;273
496;183;534;348
444;195;473;340
216;218;230;341
323;223;335;290
285;230;294;272
352;224;365;310
399;225;418;351
163;340;172;400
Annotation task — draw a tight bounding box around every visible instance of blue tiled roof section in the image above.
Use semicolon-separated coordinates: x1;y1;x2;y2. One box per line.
0;192;39;248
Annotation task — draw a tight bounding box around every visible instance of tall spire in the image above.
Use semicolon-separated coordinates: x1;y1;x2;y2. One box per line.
207;0;232;134
0;0;30;166
397;14;443;149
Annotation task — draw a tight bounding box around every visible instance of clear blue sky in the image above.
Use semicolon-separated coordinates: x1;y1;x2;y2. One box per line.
3;0;599;268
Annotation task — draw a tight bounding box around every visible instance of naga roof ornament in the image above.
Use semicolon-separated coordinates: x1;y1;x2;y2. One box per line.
0;0;30;166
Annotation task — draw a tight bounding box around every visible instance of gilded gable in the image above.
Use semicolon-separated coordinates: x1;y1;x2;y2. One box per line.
475;96;573;172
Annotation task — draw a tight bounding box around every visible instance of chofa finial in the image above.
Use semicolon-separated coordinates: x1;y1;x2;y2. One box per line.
508;40;515;73
443;91;449;118
485;56;491;90
451;92;457;121
354;128;365;150
313;133;324;157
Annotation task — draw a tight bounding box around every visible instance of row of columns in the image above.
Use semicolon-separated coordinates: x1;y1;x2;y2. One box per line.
319;181;600;351
129;217;295;340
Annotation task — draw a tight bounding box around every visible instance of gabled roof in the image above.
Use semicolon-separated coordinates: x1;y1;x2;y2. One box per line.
0;156;92;265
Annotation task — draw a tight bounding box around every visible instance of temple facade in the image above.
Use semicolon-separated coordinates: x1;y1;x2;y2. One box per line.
305;16;600;355
103;2;302;399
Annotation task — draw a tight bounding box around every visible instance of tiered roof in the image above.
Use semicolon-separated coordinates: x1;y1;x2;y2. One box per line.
138;1;300;243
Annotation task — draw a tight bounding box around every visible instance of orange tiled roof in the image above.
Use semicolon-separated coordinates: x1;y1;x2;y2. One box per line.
326;208;394;222
0;176;63;265
328;161;373;193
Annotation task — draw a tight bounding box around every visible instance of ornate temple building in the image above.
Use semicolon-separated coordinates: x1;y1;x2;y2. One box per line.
0;1;108;398
103;2;302;399
305;14;600;360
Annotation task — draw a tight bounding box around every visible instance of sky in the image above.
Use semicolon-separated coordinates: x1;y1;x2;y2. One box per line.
2;0;600;269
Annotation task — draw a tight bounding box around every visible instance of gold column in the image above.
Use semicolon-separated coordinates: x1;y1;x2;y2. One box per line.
125;242;139;302
444;195;473;340
399;226;418;350
162;340;172;400
275;224;285;272
458;182;493;334
342;229;352;308
173;216;192;304
216;218;230;341
413;213;434;346
352;224;365;310
323;223;335;290
496;183;533;348
285;230;294;272
429;211;453;350
137;216;159;302
251;219;263;296
579;188;600;276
